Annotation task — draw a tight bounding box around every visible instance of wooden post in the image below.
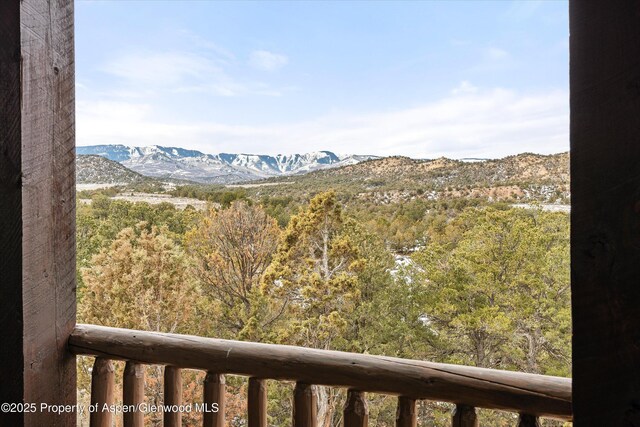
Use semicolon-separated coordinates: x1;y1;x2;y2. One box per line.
123;362;145;427
90;358;115;427
395;397;416;427
203;372;225;427
451;404;478;427
517;414;540;427
164;366;183;427
570;1;640;424
293;382;317;427
0;0;76;425
343;390;368;427
248;378;267;427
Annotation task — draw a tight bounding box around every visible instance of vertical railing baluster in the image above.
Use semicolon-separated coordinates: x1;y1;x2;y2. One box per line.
248;377;267;427
123;361;145;427
518;414;541;427
451;404;478;427
293;382;317;427
90;357;115;427
344;390;368;427
396;396;416;427
203;372;225;427
164;366;183;427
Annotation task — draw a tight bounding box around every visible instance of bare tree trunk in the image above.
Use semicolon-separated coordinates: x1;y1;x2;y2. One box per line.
317;385;330;427
316;386;343;427
322;221;330;281
524;331;540;373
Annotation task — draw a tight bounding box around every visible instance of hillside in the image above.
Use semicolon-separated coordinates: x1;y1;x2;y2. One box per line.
76;155;148;185
243;152;570;204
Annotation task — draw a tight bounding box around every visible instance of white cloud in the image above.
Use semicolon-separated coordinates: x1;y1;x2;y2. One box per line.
249;50;288;71
100;48;284;98
77;85;568;160
451;81;478;95
468;46;515;74
102;51;221;87
176;29;236;62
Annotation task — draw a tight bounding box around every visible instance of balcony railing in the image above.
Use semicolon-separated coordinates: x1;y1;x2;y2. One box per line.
69;324;572;427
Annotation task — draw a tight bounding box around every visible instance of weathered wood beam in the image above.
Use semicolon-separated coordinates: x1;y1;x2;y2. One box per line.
344;390;368;427
248;378;267;427
570;0;640;424
293;382;317;427
123;362;145;427
90;358;114;427
451;404;478;427
69;324;572;419
164;366;183;427
395;396;416;427
0;0;76;425
203;372;225;427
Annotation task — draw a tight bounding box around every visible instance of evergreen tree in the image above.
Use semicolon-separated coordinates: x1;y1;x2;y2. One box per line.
263;191;396;427
410;207;571;375
79;223;201;426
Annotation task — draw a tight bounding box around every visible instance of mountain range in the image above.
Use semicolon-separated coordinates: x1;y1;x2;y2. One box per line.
76;145;378;184
75;145;570;205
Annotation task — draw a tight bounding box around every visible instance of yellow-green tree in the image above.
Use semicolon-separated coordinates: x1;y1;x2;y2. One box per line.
263;191;362;350
80;222;199;332
79;223;201;426
262;191;395;427
76;196;200;299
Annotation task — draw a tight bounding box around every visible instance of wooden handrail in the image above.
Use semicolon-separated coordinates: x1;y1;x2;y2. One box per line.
69;324;572;420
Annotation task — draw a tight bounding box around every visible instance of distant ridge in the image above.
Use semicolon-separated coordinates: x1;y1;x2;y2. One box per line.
253;151;570;205
76;155;147;184
77;145;379;184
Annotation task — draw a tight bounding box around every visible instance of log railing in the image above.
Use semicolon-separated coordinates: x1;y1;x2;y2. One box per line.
69;324;572;426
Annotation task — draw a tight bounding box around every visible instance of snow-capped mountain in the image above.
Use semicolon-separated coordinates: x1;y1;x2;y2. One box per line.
76;145;378;184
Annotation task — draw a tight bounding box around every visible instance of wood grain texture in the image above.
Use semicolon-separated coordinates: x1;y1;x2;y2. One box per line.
570;1;640;425
344;390;368;427
203;372;225;427
123;362;145;427
0;0;76;425
248;378;267;427
395;397;416;427
293;382;317;427
451;404;478;427
90;358;114;427
164;366;182;427
69;324;572;419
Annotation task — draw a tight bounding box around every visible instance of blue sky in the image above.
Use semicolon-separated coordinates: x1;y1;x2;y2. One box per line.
76;1;568;159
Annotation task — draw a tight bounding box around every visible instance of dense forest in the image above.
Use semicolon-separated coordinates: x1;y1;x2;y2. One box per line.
76;183;570;426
